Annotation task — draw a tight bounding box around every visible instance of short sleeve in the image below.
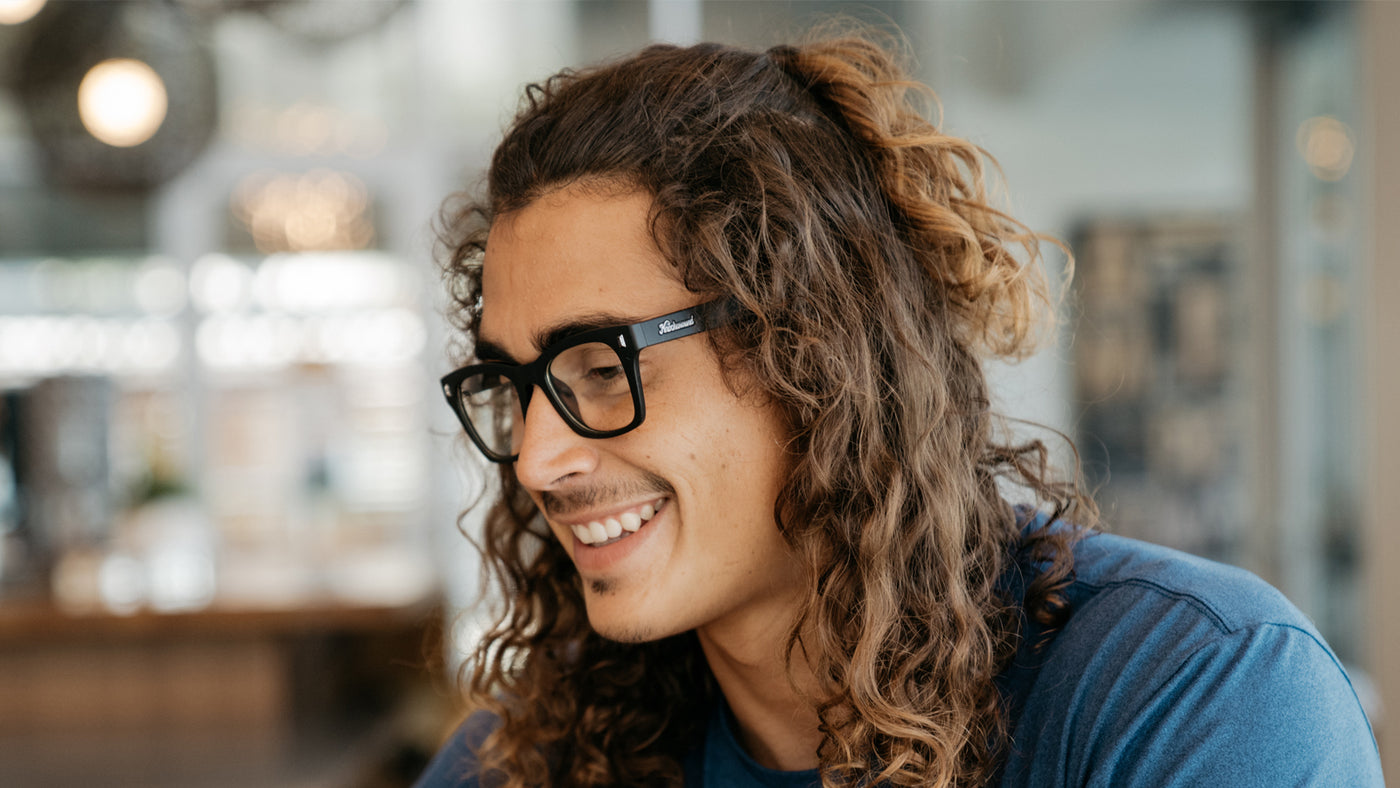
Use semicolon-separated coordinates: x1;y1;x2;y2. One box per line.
998;536;1386;788
1078;622;1384;787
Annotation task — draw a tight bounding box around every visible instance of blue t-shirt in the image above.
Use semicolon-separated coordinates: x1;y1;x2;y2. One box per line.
416;532;1384;787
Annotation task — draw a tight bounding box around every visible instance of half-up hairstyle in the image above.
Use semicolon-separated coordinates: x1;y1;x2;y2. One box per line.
440;27;1095;788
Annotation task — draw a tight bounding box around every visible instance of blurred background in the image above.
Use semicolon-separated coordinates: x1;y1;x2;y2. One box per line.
0;0;1395;785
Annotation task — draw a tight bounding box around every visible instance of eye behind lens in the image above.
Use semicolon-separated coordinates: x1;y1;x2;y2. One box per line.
549;342;635;432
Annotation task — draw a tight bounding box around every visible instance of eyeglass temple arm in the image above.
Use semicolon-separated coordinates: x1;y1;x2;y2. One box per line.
628;300;733;351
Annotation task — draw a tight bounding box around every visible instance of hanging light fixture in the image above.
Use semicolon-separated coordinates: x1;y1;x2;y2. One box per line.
14;1;217;188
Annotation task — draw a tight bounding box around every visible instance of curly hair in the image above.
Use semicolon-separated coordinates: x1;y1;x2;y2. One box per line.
439;28;1095;788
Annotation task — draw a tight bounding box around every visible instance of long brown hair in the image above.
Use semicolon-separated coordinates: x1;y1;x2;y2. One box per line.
439;28;1094;788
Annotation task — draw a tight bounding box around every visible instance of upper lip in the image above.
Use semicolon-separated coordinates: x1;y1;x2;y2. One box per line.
547;496;666;526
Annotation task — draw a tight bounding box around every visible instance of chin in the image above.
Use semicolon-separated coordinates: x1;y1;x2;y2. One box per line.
587;612;666;644
583;591;682;644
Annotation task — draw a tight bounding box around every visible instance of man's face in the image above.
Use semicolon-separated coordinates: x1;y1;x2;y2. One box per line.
478;182;801;643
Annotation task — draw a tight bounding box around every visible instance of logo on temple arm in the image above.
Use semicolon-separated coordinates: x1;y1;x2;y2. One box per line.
657;316;696;335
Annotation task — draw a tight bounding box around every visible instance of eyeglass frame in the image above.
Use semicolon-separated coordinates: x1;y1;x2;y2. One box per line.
440;299;733;463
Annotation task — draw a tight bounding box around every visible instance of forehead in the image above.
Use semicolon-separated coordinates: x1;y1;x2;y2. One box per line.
479;183;693;357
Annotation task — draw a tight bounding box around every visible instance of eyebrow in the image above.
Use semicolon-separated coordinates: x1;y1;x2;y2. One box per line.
474;310;637;365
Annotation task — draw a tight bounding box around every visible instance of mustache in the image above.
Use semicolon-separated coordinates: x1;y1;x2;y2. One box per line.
537;470;674;518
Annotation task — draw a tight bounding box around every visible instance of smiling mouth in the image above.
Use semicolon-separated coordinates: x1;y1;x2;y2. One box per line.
568;498;666;547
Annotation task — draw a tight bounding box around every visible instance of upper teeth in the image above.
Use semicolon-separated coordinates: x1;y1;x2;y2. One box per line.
570;500;662;545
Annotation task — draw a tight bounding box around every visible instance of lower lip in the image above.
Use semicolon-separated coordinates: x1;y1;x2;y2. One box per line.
568;501;667;575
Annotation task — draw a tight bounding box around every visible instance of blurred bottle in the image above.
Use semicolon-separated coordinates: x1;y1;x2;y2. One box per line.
9;375;115;597
0;391;24;591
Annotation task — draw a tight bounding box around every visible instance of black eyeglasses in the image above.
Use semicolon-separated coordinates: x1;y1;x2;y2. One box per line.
441;300;731;463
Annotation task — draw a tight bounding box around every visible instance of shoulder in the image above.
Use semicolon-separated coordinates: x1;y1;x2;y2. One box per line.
1065;530;1311;636
997;531;1384;787
414;711;500;788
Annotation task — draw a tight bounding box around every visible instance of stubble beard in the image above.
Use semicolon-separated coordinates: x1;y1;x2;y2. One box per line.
585;578;666;643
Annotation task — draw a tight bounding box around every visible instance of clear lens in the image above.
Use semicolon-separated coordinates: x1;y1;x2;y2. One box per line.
548;342;635;432
458;371;522;459
454;342;636;459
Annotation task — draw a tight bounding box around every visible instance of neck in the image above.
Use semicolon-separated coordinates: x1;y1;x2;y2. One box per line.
696;598;823;772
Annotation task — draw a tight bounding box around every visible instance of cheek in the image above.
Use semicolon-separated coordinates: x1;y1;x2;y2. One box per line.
643;350;790;500
713;413;789;502
531;494;574;553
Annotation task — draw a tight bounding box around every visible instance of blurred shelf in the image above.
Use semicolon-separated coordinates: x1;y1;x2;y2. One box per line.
0;590;441;643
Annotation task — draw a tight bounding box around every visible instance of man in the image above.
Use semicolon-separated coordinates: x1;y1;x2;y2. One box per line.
419;33;1383;787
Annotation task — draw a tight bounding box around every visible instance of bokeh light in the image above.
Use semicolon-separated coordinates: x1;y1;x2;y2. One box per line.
0;0;45;25
1296;115;1355;182
232;170;375;253
77;58;169;148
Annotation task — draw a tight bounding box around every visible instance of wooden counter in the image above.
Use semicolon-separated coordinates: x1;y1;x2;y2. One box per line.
0;592;450;788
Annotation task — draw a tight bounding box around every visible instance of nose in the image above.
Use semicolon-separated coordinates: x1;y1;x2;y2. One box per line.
512;385;600;490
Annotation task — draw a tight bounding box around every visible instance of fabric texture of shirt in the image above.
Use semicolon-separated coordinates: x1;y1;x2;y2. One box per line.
415;530;1384;787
